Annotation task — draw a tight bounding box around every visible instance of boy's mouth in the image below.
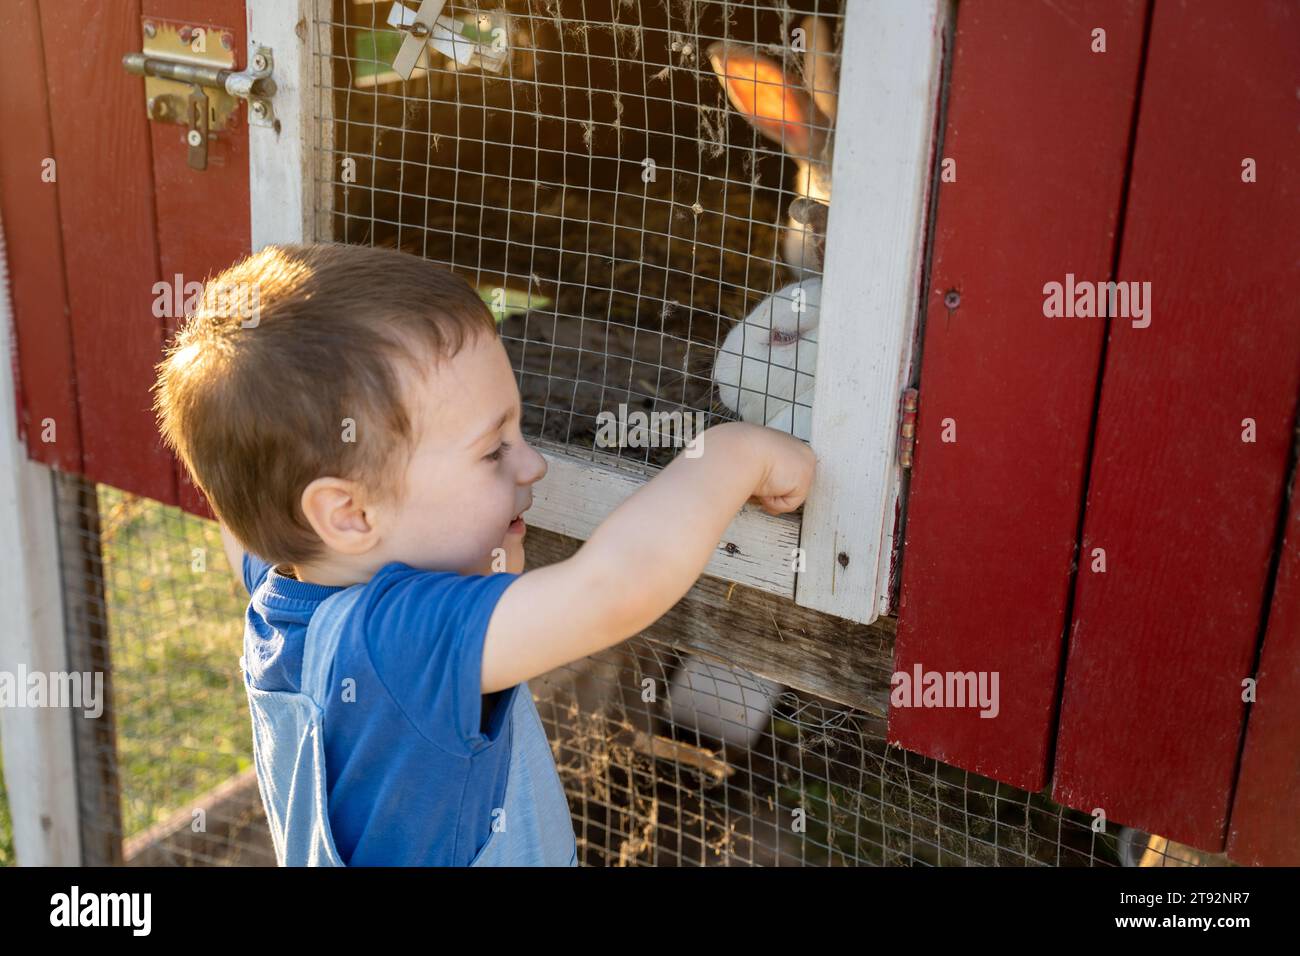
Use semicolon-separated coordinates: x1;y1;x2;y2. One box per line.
506;505;529;536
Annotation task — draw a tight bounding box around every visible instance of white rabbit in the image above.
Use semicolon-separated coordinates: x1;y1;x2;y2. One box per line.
635;18;839;771
713;278;820;441
673;278;820;761
666;655;783;750
708;14;834;436
708;14;838;277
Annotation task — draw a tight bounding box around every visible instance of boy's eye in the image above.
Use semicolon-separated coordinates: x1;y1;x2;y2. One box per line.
484;441;509;462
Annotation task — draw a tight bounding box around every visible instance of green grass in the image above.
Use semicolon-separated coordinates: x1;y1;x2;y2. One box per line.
0;488;253;864
94;487;253;844
0;739;12;866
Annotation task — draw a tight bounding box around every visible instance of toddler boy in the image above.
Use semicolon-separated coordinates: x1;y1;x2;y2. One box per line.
153;243;814;866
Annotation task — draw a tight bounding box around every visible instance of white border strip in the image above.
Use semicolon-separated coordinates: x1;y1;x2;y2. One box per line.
0;213;81;865
247;0;320;248
796;0;947;624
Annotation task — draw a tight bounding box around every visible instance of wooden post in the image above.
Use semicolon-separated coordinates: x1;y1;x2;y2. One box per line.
795;0;949;625
0;211;81;865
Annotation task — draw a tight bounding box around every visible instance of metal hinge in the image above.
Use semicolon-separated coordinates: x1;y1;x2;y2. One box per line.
898;387;919;469
122;19;277;171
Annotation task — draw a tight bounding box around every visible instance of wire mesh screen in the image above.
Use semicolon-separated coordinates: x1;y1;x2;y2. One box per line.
25;478;1226;867
536;641;1129;867
52;474;272;866
310;0;834;471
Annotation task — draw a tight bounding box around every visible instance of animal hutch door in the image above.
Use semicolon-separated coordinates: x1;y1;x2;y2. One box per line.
2;0;254;514
249;0;949;626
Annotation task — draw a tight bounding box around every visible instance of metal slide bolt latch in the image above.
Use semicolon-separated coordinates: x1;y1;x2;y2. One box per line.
123;19;277;170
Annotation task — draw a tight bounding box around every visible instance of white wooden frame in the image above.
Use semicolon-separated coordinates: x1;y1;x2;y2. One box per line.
798;0;949;622
250;0;947;621
0;214;82;865
248;0;334;249
531;446;802;595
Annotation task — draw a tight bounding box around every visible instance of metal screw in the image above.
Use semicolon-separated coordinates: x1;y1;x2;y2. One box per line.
410;22;431;39
724;542;739;556
186;129;203;147
143;21;156;38
221;33;233;50
250;100;269;121
180;26;193;42
943;289;961;310
837;552;850;568
252;52;269;72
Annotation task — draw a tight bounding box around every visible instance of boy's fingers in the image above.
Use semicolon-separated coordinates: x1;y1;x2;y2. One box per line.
758;493;804;515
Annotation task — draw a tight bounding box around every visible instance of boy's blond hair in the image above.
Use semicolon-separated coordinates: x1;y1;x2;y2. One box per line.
153;243;497;566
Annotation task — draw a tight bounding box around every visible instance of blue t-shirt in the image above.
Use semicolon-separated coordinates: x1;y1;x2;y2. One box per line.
240;553;523;866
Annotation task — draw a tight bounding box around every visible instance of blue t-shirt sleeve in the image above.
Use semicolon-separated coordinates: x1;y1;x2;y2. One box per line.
361;566;521;753
242;551;273;595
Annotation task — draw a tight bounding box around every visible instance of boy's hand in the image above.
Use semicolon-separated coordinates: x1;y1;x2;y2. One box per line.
742;426;817;515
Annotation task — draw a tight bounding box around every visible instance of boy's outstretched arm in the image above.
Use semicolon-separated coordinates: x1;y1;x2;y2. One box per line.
480;421;815;694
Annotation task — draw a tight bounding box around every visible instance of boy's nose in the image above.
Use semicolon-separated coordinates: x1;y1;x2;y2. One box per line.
522;443;548;484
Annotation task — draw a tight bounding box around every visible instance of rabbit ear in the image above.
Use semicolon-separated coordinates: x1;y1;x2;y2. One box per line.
800;15;838;125
707;41;818;159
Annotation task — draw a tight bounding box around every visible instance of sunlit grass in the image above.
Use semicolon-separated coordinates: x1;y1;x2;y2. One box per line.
95;486;252;842
0;742;12;866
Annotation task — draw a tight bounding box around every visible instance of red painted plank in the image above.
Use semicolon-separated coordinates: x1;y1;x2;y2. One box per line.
0;0;82;472
1229;457;1300;866
1052;0;1300;851
39;0;176;504
143;0;252;520
889;1;1145;789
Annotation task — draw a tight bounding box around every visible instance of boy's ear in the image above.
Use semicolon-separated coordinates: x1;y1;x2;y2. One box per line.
300;477;378;555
